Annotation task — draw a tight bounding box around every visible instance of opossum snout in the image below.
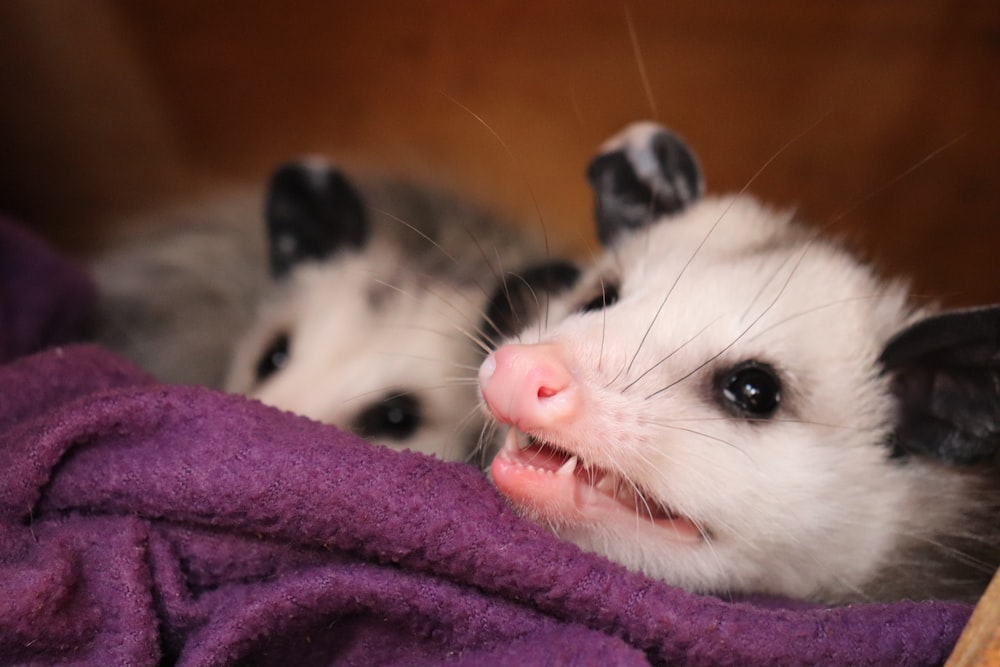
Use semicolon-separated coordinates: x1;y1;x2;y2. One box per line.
479;344;579;432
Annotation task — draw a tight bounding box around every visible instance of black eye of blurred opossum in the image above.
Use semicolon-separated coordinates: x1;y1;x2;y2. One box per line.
255;334;291;382
718;362;782;418
353;392;422;441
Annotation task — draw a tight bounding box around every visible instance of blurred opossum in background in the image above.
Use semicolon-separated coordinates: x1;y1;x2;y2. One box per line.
93;160;552;461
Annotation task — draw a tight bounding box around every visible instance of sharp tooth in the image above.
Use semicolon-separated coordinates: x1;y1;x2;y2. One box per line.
594;474;615;493
556;455;578;477
517;431;532;450
503;428;520;455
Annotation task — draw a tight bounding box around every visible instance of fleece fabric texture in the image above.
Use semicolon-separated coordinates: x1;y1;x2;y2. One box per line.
0;216;974;666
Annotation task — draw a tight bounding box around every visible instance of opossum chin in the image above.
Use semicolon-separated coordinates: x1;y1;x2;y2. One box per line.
490;428;703;542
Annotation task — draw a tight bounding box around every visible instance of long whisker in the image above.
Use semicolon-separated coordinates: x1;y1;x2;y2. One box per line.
374;321;489;349
827;134;966;227
639;419;756;465
646;235;815;400
599;277;610;371
507;271;546;344
744;292;890;343
623;318;719;392
371;206;459;265
625;3;658;120
624;116;829;380
490;245;520;344
367;202;521;344
739;251;797;321
368;278;493;355
661;415;879;433
473;419;503;468
438;91;553;285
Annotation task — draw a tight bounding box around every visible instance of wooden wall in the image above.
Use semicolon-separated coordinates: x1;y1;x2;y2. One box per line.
1;1;998;305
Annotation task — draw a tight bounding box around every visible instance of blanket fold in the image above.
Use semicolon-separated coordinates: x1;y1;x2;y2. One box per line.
0;216;975;666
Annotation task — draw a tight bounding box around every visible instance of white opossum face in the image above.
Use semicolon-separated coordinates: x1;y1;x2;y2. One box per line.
478;122;1000;602
483;195;918;599
227;245;484;460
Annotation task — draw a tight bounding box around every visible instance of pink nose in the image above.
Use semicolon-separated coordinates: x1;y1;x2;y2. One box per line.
479;343;579;431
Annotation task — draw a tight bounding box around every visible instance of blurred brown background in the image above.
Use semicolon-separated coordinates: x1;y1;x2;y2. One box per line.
0;1;997;305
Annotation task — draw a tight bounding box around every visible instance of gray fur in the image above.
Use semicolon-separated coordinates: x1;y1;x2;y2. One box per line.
92;175;541;388
92;172;548;462
91;195;268;387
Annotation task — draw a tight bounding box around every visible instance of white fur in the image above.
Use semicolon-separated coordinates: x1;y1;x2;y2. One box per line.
601;121;668;184
494;194;979;601
94;177;539;463
226;239;488;460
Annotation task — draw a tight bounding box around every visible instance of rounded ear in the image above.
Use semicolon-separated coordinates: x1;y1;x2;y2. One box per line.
266;160;369;278
481;260;581;344
879;306;1000;465
586;121;704;247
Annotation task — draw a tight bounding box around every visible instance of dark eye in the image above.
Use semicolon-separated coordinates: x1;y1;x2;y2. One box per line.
255;334;291;381
718;362;782;418
353;392;422;441
580;283;620;313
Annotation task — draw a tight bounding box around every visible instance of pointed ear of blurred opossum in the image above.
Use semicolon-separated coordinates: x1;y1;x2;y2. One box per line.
265;160;369;278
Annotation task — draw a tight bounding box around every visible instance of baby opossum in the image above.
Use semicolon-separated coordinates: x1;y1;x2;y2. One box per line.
478;121;1000;603
94;161;544;461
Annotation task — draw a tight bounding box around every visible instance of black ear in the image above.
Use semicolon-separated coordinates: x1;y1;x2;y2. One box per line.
586;121;704;246
265;160;369;278
879;305;1000;465
481;260;581;343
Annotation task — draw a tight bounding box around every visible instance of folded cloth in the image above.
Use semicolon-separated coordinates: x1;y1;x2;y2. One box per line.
0;216;973;666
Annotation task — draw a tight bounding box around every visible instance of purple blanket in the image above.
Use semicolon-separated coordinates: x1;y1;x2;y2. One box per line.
0;216;974;666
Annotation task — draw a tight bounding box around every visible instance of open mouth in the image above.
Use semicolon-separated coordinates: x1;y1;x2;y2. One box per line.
490;428;703;541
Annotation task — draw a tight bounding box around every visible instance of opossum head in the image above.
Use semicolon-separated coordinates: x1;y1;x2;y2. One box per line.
479;122;1000;602
226;160;490;461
